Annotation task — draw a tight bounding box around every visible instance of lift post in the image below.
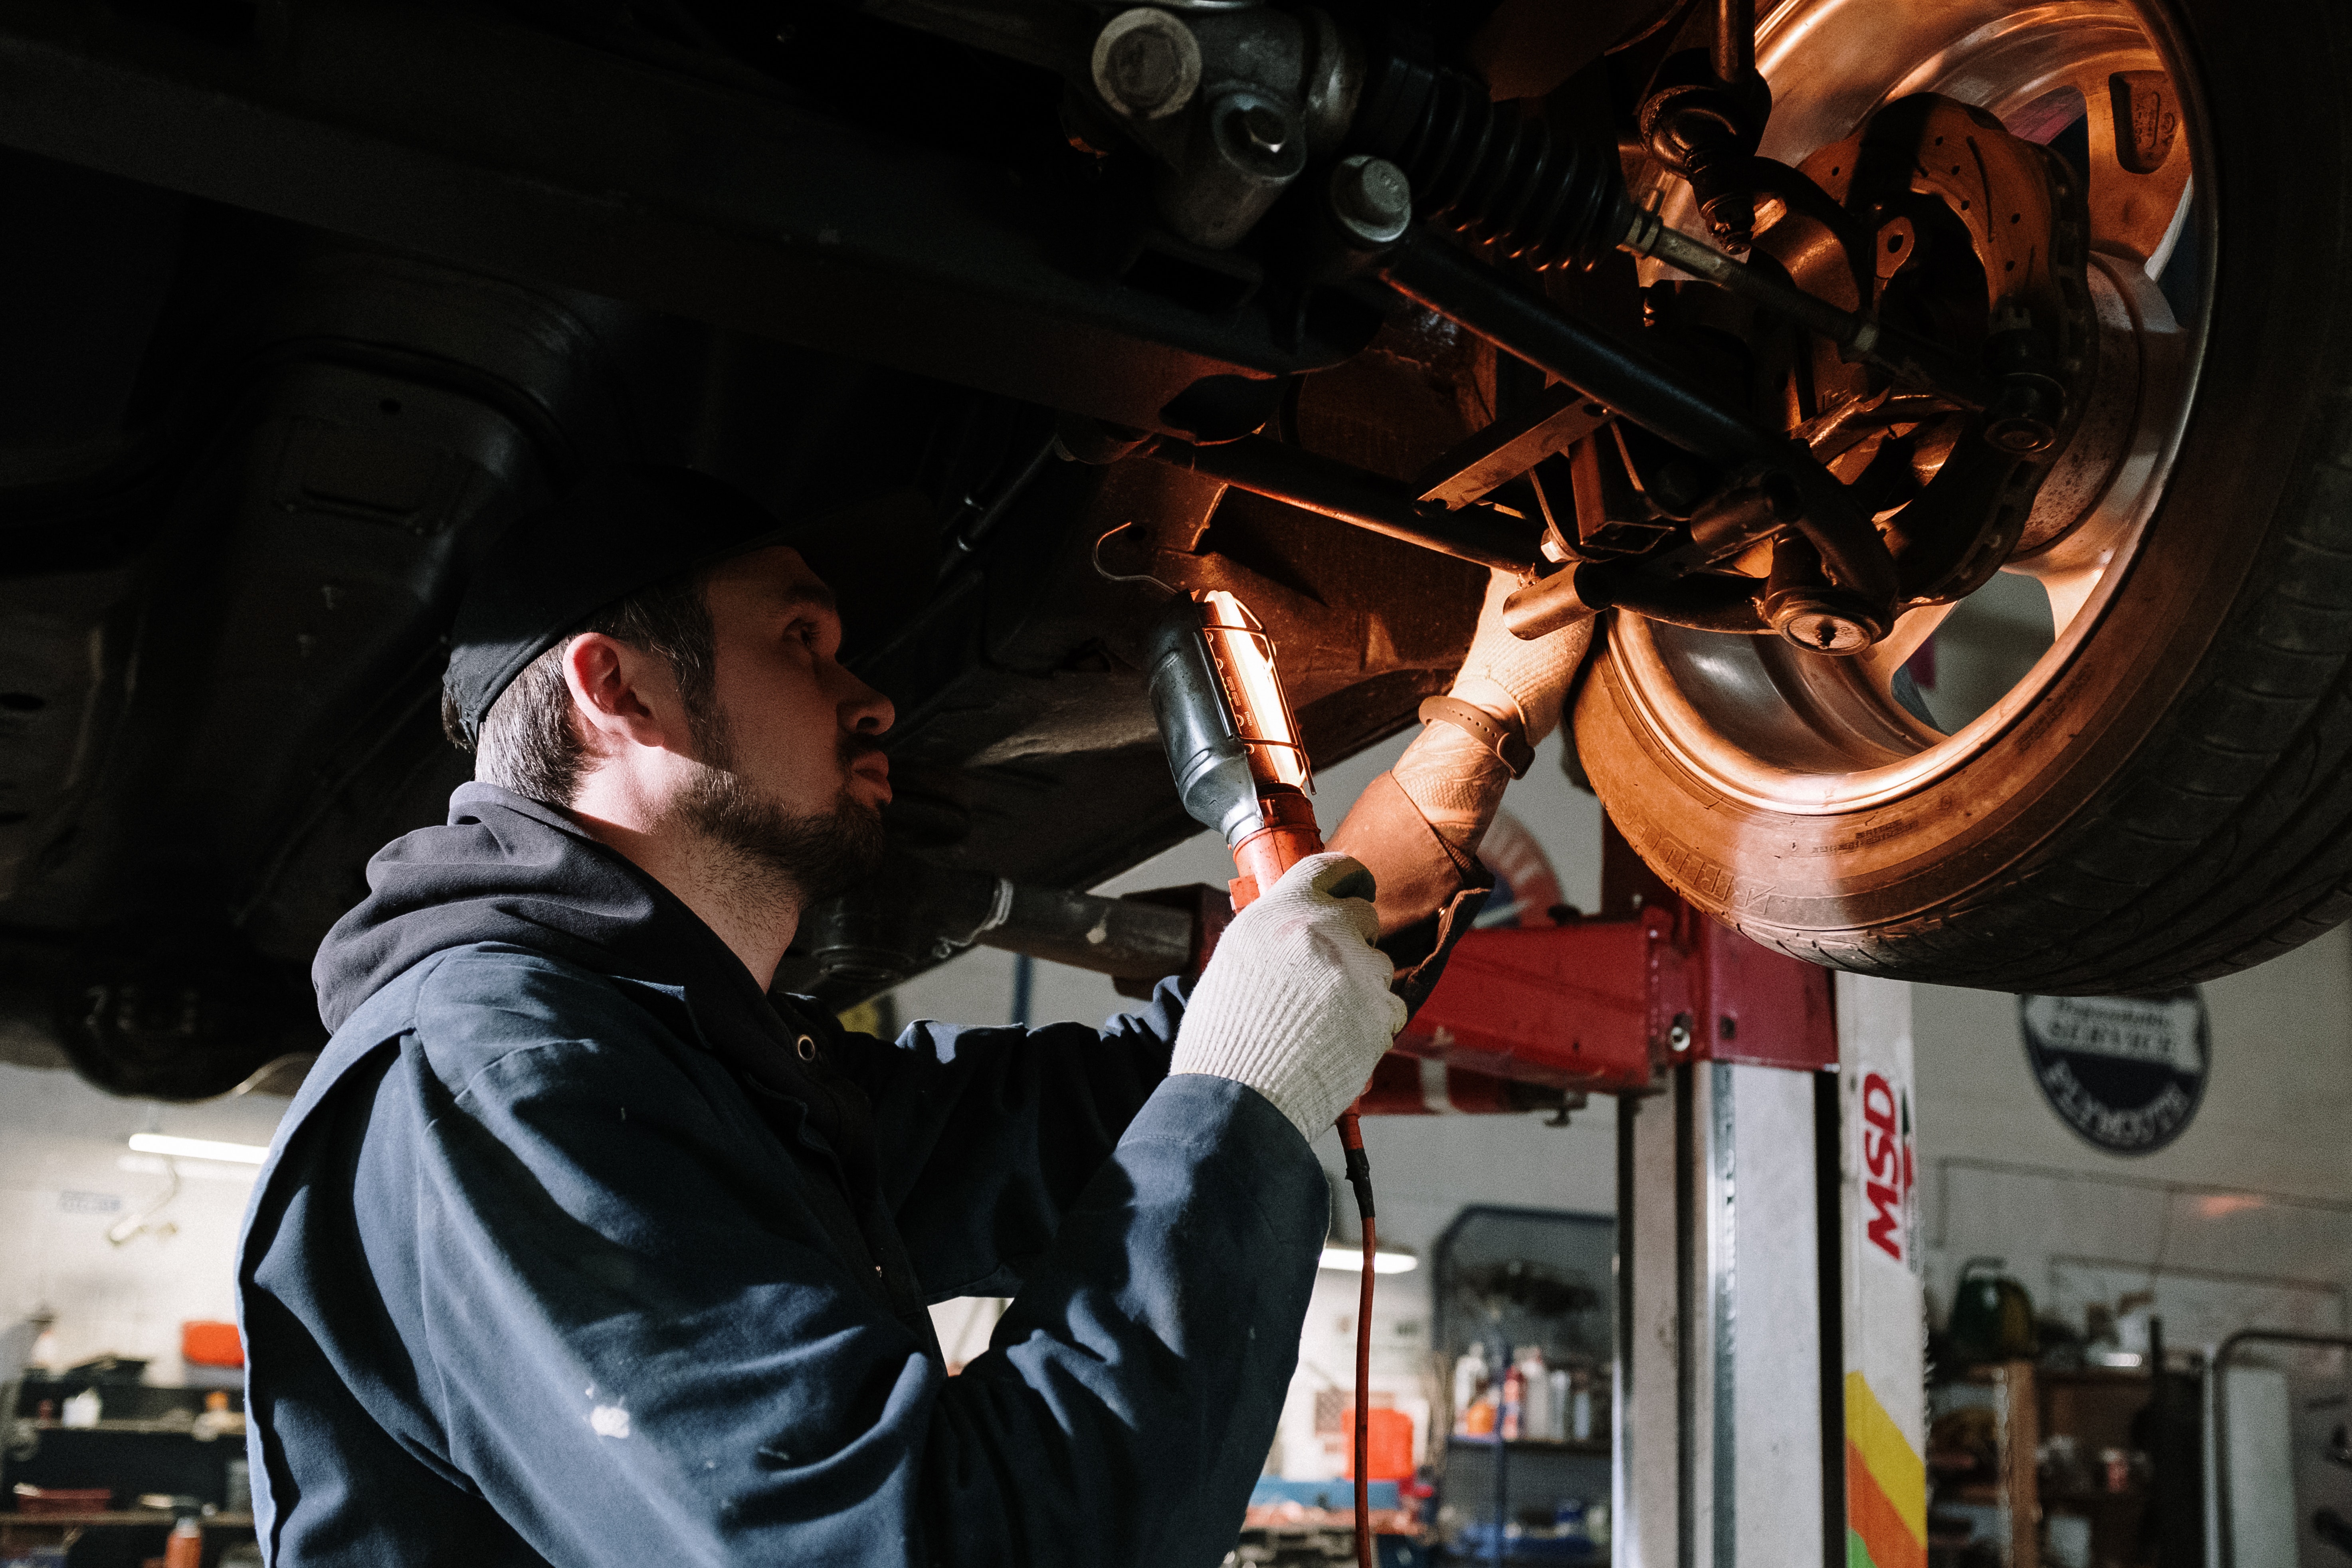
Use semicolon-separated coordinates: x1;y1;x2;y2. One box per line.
1347;828;1926;1568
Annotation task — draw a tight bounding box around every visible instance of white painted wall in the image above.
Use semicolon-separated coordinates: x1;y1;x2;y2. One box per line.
0;1065;285;1382
1912;925;2352;1352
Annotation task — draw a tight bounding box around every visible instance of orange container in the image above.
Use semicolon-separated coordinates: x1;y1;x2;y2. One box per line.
1338;1406;1415;1481
181;1320;243;1368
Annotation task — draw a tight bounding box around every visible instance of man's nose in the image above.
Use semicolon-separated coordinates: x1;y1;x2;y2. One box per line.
836;667;894;736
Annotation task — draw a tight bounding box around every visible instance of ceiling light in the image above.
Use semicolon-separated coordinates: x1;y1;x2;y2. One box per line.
127;1133;268;1166
1319;1245;1418;1275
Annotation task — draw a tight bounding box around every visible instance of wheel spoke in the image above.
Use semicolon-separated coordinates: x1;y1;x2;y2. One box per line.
1855;600;1957;692
2003;251;2192;637
2079;65;2193;272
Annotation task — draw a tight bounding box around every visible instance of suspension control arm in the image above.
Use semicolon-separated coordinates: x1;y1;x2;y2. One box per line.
1373;223;1897;645
1132;431;1544;573
1380;228;1768;467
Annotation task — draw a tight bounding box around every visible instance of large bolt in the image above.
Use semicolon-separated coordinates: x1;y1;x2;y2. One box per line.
1984;376;2062;455
1982;304;2064;456
1328;154;1412;246
1763;581;1885;655
1091;8;1200;121
1773;602;1876;654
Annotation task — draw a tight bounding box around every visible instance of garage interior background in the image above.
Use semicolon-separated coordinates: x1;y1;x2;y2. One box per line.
2;611;2349;1501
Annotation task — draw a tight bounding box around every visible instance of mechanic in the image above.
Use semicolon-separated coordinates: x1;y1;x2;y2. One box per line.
236;463;1579;1566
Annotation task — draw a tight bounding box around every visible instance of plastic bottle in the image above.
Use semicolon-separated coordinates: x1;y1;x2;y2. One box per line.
1570;1369;1595;1441
1499;1361;1524;1441
165;1516;204;1568
1451;1344;1488;1435
1547;1368;1572;1441
1515;1348;1550;1443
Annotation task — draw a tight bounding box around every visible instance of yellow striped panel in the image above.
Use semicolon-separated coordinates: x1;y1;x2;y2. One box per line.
1844;1370;1925;1547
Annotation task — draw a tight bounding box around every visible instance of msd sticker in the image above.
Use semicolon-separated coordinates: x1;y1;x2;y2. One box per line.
1856;1067;1917;1271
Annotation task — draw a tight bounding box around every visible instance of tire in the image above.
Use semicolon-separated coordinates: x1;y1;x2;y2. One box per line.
1574;0;2352;993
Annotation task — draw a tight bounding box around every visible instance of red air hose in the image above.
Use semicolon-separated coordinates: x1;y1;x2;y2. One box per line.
1226;841;1376;1568
1336;1112;1376;1568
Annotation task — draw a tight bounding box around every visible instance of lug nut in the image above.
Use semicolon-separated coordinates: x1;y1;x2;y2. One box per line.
1091;7;1200;121
1328;155;1412;246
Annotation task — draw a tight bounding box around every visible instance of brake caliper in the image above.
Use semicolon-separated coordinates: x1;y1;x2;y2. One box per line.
1760;93;2094;607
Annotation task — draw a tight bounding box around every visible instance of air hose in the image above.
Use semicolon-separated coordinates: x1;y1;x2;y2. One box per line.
1336;1113;1377;1568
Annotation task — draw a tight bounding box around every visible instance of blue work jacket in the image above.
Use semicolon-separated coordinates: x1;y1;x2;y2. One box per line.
237;784;1326;1566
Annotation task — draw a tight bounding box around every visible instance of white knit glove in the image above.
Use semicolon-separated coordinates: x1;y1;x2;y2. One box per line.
1393;569;1595;859
1170;853;1408;1140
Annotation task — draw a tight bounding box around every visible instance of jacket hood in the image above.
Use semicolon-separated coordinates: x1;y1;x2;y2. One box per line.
315;782;768;1035
309;782;932;1338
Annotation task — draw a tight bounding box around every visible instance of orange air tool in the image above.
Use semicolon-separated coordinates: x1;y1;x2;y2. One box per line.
1145;590;1380;1568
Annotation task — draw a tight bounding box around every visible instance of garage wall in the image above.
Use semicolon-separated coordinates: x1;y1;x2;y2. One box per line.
1912;924;2352;1350
0;1063;284;1381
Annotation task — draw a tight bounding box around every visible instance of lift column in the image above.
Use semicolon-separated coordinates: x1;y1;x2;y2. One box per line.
1614;967;1926;1568
1358;833;1929;1568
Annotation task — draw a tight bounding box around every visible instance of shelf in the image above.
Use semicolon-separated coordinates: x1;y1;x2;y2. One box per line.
1447;1437;1610;1456
1243;1522;1430;1540
24;1418;243;1437
2;1513;255;1529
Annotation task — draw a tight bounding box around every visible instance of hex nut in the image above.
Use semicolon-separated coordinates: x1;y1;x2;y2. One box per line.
1328;154;1411;245
1092;8;1201;122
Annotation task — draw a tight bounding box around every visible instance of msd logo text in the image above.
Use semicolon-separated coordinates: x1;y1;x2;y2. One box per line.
1858;1069;1914;1266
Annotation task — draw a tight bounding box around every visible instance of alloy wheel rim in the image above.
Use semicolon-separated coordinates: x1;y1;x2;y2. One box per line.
1611;0;2210;817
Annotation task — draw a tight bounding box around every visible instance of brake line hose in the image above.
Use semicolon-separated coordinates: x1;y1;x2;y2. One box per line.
1336;1110;1376;1568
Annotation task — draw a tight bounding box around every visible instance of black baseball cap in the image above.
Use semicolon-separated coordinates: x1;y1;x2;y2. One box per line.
443;464;810;747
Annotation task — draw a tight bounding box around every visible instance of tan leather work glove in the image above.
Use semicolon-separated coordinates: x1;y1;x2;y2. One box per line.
1392;568;1594;860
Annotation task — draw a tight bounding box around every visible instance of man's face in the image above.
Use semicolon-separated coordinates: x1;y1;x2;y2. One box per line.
676;546;894;904
700;545;893;817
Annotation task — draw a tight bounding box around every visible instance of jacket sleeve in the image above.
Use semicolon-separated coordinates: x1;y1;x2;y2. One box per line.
843;977;1190;1301
371;958;1321;1568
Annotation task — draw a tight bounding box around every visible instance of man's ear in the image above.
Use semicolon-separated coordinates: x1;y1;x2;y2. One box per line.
560;634;685;754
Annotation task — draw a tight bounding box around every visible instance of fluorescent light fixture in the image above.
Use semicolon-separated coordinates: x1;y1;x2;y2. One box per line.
1319;1245;1418;1275
127;1133;268;1166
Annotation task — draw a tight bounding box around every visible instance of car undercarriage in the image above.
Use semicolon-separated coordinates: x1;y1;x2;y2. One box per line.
11;0;2352;1099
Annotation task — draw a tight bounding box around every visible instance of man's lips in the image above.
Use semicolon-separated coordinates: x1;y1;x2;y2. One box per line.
847;747;891;792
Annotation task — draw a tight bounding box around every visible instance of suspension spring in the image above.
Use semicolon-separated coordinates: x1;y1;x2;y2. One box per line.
1350;52;1624;272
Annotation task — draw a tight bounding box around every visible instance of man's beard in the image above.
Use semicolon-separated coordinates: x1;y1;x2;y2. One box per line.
677;714;887;910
